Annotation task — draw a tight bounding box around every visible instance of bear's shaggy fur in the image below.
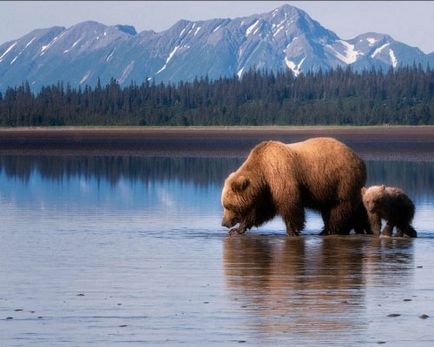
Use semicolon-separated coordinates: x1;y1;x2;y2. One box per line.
361;185;417;238
221;137;370;236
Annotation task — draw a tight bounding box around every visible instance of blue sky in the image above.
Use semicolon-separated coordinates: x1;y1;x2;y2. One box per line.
1;1;434;53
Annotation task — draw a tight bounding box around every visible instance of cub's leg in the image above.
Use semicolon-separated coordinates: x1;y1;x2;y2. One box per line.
382;222;394;237
397;224;417;238
367;212;382;236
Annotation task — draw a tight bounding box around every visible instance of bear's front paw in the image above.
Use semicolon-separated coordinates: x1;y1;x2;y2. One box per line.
228;227;246;236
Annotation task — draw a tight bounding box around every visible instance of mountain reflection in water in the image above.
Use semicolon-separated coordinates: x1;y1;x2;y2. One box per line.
0;155;433;200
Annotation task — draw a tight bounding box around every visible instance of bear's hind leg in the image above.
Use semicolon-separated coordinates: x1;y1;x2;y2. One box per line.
353;204;372;235
319;209;331;235
325;201;353;235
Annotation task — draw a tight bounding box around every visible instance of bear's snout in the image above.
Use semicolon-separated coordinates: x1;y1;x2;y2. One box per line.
366;203;376;213
221;209;238;228
221;217;235;228
221;219;230;228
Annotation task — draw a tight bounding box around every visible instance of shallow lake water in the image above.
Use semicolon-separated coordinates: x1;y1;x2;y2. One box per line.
0;155;433;346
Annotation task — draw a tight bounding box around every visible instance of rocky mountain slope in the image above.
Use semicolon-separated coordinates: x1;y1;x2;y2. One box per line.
0;4;432;90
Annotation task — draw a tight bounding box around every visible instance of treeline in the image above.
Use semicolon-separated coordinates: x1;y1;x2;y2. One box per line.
0;65;433;126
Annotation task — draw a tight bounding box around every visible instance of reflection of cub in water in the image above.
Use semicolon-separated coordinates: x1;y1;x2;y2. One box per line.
223;236;414;337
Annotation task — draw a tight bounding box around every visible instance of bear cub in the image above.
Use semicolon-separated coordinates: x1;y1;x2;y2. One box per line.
361;185;417;238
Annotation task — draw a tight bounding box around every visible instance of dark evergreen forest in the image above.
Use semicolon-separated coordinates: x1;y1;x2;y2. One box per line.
0;65;433;126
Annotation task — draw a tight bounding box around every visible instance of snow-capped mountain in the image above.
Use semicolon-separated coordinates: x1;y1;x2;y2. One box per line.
0;4;433;90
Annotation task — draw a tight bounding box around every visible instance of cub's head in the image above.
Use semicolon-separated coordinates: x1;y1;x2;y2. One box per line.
221;173;253;229
361;185;385;213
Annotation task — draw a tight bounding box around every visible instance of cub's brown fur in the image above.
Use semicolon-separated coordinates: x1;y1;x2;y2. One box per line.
221;138;370;236
362;185;417;238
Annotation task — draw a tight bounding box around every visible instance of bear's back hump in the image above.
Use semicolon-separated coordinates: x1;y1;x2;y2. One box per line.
287;137;361;165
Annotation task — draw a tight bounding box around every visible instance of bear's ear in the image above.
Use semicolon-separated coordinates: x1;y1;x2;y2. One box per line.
361;187;367;195
380;184;385;191
231;175;250;192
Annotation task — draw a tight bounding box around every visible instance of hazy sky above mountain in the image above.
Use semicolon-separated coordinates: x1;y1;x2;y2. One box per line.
1;1;433;53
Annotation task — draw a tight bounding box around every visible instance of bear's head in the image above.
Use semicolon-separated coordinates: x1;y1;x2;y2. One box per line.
221;171;275;233
361;185;385;213
221;173;253;229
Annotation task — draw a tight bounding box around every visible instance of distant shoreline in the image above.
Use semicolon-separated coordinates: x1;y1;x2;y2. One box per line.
0;125;433;161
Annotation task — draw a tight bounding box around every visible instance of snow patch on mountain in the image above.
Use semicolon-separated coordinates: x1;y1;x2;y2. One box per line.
389;49;398;68
273;25;284;37
80;71;91;84
10;55;19;65
367;37;377;46
237;67;245;78
333;41;361;64
0;42;17;62
285;56;305;77
157;45;180;74
25;37;36;49
40;33;64;56
371;43;390;58
246;20;260;36
106;48;115;62
212;23;223;33
180;26;187;37
64;39;82;54
118;60;135;84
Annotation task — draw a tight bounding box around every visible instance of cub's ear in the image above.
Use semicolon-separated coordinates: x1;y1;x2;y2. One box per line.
231;175;250;192
380;184;385;191
361;187;367;195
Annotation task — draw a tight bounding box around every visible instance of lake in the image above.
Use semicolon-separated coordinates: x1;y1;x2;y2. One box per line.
0;153;433;346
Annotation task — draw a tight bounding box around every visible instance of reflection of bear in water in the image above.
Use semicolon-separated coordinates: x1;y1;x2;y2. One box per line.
221;138;370;236
223;235;415;339
362;185;417;238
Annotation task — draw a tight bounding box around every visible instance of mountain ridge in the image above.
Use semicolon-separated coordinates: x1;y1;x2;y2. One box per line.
0;3;433;90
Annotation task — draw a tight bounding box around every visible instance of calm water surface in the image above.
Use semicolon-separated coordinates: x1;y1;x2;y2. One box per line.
0;155;433;346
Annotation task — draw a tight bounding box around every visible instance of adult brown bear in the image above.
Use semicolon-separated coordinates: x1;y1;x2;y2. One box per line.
221;138;369;236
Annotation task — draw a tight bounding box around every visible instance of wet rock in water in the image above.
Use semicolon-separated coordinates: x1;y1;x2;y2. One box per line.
238;341;246;344
30;311;35;314
14;309;23;312
403;299;412;302
203;301;209;304
119;324;128;327
377;342;386;345
5;317;13;320
419;314;429;319
387;313;401;317
417;266;423;268
37;316;43;319
117;303;122;306
76;293;85;297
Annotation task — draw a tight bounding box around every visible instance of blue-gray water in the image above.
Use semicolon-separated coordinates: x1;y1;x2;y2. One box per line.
0;155;433;346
